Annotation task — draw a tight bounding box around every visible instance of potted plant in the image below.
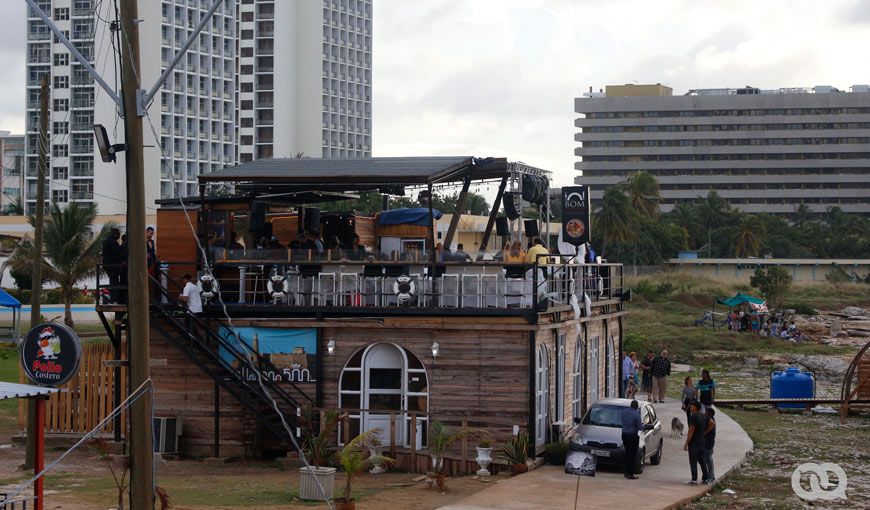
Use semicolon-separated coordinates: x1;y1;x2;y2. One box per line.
335;429;396;510
427;420;468;490
502;430;529;475
475;432;494;476
299;407;340;500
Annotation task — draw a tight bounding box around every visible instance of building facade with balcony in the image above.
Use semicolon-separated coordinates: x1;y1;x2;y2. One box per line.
25;0;371;215
0;132;25;214
235;0;372;162
575;83;870;215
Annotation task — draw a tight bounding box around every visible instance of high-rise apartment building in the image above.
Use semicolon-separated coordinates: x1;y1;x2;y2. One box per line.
0;132;25;214
575;83;870;215
25;0;372;215
235;0;372;161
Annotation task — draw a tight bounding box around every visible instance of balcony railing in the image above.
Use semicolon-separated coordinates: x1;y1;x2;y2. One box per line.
184;251;623;311
71;191;93;200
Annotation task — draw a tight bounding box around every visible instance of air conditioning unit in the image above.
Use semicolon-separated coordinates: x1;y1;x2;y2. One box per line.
153;417;182;454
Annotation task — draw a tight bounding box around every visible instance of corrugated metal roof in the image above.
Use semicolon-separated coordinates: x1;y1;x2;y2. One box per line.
198;156;509;185
0;381;59;400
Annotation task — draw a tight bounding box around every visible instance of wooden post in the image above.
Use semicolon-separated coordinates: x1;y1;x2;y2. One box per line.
342;412;350;445
34;397;45;510
444;173;472;248
119;0;155;507
389;412;396;458
409;412;417;471
461;419;468;475
319;410;326;434
478;174;509;257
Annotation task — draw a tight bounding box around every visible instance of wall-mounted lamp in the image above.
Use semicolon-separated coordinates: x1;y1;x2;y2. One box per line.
431;341;439;358
327;339;335;356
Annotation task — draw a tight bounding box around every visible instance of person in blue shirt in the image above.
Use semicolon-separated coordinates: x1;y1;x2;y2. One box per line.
695;369;717;407
621;400;652;479
622;352;635;398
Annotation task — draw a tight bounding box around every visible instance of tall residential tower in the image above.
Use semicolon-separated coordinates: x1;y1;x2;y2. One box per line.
25;0;372;215
575;83;870;215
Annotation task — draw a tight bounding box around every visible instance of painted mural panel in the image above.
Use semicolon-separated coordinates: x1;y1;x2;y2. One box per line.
219;327;317;383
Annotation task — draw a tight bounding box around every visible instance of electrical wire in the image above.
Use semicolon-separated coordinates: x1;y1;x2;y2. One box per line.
116;11;336;509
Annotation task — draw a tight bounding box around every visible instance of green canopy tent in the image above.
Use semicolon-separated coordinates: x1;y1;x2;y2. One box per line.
716;292;765;307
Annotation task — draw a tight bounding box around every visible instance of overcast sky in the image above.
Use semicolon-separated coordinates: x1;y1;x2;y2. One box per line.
2;0;869;187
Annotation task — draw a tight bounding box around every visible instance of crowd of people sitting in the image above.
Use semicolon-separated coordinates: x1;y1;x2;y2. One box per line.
727;311;804;341
208;231;561;266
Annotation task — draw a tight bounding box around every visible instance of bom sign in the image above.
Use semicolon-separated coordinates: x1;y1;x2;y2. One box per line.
20;323;82;387
562;186;591;246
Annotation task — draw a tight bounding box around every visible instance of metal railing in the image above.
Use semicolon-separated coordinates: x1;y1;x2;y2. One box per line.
0;495;38;510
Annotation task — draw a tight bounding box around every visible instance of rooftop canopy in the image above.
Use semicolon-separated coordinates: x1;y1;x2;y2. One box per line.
198;156;519;189
0;381;58;400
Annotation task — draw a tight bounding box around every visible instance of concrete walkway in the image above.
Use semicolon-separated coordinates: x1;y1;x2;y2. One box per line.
441;401;753;510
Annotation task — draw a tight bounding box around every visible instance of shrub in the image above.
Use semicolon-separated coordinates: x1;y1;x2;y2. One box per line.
543;442;568;465
750;267;793;309
783;303;818;316
825;266;850;288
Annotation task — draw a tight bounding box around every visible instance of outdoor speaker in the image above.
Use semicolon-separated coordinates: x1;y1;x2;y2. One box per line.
304;207;321;233
503;192;521;220
250;201;266;232
496;216;510;237
524;219;539;237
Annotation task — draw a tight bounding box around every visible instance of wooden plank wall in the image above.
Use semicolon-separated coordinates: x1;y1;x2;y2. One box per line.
858;357;870;399
155;209;199;281
320;322;531;453
149;319;255;458
18;341;128;435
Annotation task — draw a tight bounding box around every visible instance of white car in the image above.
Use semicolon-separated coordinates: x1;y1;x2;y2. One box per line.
570;398;664;473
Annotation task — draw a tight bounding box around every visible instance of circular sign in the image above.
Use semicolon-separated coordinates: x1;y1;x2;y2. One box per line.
20;323;82;387
566;219;586;239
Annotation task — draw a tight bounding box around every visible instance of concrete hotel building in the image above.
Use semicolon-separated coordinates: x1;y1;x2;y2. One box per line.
575;83;870;214
24;0;371;216
0;132;25;214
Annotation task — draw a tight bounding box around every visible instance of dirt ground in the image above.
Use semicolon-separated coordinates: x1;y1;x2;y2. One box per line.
0;440;494;510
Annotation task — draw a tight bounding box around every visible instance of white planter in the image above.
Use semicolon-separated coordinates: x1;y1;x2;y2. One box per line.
475;447;493;476
369;445;385;474
431;455;443;472
299;466;336;501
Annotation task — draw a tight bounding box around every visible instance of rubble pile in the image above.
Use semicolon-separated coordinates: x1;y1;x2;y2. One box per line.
792;306;870;347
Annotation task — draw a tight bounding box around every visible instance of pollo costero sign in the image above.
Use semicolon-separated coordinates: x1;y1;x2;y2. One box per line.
20;323;82;387
562;186;591;247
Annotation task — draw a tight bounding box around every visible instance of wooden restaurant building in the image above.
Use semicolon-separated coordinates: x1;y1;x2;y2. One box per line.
101;156;626;471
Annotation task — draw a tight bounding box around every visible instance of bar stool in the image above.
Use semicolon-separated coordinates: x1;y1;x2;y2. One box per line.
461;273;481;308
504;265;528;308
440;273;460;307
338;270;360;306
361;264;383;306
481;273;501;307
317;271;337;306
297;264;322;306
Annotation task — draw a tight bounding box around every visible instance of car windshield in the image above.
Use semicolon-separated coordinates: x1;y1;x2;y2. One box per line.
582;404;625;428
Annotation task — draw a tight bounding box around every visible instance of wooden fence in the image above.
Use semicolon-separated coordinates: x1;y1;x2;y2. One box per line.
18;341;127;435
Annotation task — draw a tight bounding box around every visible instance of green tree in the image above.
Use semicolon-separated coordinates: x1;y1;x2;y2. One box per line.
750;267;792;310
668;203;701;249
734;215;765;258
621;171;660;219
9;204;114;327
594;187;637;256
696;191;729;256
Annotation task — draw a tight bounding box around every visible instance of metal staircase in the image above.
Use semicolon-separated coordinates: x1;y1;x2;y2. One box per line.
96;268;315;452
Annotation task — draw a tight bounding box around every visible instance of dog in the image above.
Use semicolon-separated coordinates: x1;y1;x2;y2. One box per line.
671;417;684;438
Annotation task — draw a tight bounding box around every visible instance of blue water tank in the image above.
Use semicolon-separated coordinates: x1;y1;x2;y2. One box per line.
770;367;815;409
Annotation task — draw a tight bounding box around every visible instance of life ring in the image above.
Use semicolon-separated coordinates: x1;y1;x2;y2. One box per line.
393;275;416;304
267;275;290;300
200;274;219;301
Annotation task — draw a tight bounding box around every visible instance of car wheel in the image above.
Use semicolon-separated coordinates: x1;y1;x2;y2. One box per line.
650;440;663;465
635;448;645;474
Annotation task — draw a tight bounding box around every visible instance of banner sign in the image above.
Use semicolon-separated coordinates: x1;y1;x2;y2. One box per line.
562;186;590;246
218;327;317;384
20;323;83;387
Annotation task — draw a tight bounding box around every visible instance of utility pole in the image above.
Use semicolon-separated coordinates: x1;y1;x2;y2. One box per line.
118;1;153;508
24;76;49;470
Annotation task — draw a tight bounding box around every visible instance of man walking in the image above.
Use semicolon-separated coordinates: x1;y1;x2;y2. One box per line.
703;407;717;482
620;400;650;479
683;401;710;485
622;351;635;398
178;274;202;315
651;350;671;403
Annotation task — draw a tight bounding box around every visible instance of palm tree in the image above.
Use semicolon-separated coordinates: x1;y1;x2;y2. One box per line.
696;191;728;256
594;187;637;255
792;204;812;227
668;203;701;249
734;215;766;258
9;203;114;327
621;171;660;218
463;192;491;216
